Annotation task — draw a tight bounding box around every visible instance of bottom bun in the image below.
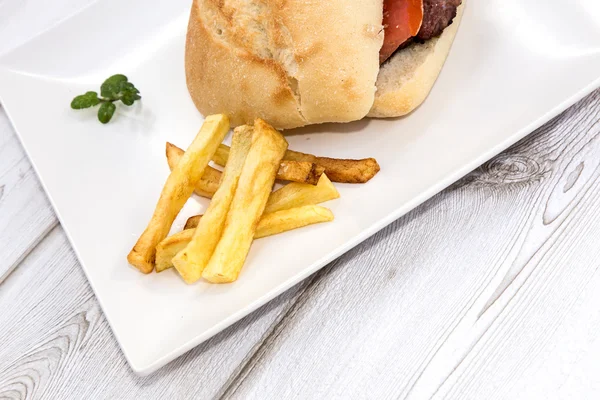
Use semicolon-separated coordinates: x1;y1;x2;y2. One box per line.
368;2;465;118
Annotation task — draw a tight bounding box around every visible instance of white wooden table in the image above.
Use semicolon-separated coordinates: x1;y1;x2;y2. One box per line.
2;2;600;399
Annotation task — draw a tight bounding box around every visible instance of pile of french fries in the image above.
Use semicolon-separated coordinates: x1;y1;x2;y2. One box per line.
127;115;379;283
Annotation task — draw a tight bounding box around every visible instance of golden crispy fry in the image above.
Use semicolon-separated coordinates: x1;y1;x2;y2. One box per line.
166;142;221;198
185;207;333;239
214;141;379;183
127;114;229;273
172;126;253;283
212;144;230;167
252;205;333;237
284;149;380;183
264;173;339;214
158;205;333;271
213;142;324;185
277;161;324;185
183;173;337;226
202;119;288;283
184;214;202;230
155;229;193;273
172;143;322;187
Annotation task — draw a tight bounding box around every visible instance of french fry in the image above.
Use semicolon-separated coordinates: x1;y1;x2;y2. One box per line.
214;143;380;183
257;205;334;237
212;144;230;166
284;149;380;183
155;229;193;273
172;126;253;283
277;161;324;185
184;214;202;230
127;114;229;273
169;143;322;188
182;173;337;227
202;119;288;283
157;205;333;272
166;142;221;198
264;173;339;214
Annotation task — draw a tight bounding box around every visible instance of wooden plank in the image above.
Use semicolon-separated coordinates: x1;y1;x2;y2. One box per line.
221;91;600;399
0;227;309;399
427;92;600;399
0;108;57;282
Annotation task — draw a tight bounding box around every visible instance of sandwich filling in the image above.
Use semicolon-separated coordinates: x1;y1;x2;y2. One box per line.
380;0;462;64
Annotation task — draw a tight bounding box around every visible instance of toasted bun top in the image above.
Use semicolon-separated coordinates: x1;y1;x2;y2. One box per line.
185;0;384;129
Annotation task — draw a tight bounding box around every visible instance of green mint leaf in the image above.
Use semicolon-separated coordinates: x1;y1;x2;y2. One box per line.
100;83;119;100
119;81;141;106
71;74;140;124
104;74;128;85
86;91;101;104
98;102;116;124
119;81;136;92
101;74;128;100
71;91;100;109
121;93;136;106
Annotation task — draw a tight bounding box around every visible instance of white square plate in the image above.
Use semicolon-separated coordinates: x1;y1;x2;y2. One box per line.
1;0;600;376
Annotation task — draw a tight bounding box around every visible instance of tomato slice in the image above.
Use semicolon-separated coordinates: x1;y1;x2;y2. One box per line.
379;0;424;64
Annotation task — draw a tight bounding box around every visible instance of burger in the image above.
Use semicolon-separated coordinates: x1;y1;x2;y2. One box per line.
185;0;464;129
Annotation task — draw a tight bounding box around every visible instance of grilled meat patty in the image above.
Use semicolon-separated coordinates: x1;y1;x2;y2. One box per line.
417;0;462;41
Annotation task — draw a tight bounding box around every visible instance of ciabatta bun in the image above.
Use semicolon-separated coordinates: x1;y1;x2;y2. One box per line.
185;0;383;129
185;0;464;129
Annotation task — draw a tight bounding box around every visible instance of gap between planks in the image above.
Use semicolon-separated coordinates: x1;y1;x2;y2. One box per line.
0;221;59;285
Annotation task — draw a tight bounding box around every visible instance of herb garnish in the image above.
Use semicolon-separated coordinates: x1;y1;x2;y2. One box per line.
71;74;141;124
